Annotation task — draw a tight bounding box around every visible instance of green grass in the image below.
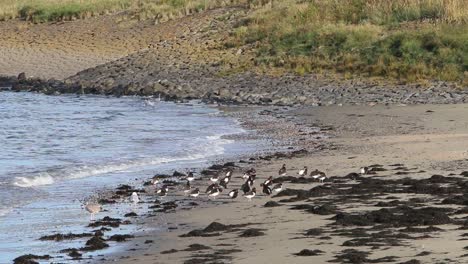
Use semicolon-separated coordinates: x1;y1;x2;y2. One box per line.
0;0;255;22
229;0;468;83
0;0;132;22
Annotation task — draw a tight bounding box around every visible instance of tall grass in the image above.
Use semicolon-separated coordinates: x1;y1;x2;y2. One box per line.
0;0;132;21
229;0;468;83
0;0;257;22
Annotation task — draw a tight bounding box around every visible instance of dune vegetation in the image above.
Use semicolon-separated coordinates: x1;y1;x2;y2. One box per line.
229;0;468;83
0;0;256;22
0;0;466;84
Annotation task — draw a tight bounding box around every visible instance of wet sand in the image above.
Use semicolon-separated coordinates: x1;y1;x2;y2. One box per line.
88;103;468;264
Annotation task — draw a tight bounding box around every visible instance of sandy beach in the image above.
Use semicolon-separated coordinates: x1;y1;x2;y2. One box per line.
80;103;468;264
1;5;467;264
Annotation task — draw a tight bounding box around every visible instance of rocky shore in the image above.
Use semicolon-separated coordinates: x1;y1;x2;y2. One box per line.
0;7;466;107
2;71;467;106
1;6;468;264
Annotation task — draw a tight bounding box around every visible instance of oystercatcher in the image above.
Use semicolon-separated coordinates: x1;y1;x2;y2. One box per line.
228;189;239;199
298;166;308;176
278;164;287;176
243;187;256;201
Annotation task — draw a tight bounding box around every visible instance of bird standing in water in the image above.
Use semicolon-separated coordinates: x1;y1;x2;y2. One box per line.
84;202;101;221
131;192;139;204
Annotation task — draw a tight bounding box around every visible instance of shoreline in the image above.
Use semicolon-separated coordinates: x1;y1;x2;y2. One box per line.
7;101;325;264
0;7;467;264
5;92;468;264
98;103;468;264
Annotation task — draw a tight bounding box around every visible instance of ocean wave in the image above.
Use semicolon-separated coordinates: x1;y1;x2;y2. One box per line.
13;174;55;188
12;135;230;188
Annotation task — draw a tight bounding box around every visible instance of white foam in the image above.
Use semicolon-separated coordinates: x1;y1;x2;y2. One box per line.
12;134;231;188
13;174;55;188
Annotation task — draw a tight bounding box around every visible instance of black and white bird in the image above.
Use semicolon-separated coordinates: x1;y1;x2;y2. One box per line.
241;181;250;194
183;181;191;194
186;172;195;182
262;184;272;196
208;186;222;199
241;177;254;194
205;183;217;194
220;174;231;189
278;164;287;176
243;187;256;201
189;188;200;198
156;185;168;196
310;169;326;180
242;168;256;180
272;183;283;193
210;174;220;183
228;189;239;199
225;170;233;177
360;167;369;175
298;166;308;176
151;177;160;185
318;175;327;183
263;176;273;187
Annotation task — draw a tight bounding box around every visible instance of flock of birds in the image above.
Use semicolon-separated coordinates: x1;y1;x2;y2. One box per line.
85;164;372;219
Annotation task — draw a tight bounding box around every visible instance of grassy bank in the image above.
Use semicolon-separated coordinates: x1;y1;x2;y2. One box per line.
229;0;468;84
0;0;256;22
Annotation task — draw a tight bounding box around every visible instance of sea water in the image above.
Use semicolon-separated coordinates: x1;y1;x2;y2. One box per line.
0;92;261;262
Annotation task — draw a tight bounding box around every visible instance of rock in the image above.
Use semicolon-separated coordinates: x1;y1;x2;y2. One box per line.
264;201;281;207
333;207;452;227
88;216;123;228
294;249;324;256
305;228;323;236
124;212;138;217
13;254;50;264
107;234;134;242
82;236;109;251
203;222;228;232
67;249;82;259
172;170;186;177
239;228;265;237
39;232;93;241
184;244;211;251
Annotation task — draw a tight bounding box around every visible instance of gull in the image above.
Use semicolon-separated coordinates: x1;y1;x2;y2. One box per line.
84;202;101;221
131;192;139;204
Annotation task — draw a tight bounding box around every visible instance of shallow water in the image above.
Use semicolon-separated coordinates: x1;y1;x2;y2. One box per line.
0;92;261;262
